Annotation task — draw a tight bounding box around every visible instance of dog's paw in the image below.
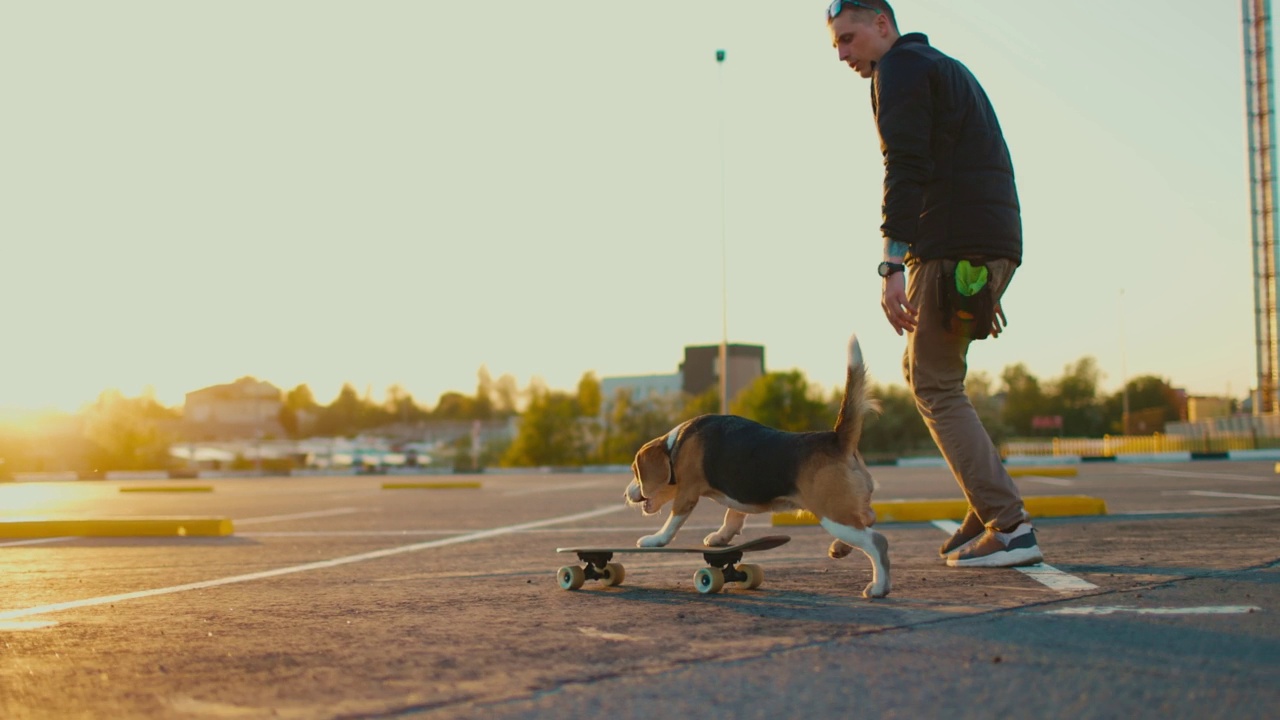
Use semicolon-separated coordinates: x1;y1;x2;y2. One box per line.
636;535;668;548
703;532;734;547
862;580;891;599
828;540;853;559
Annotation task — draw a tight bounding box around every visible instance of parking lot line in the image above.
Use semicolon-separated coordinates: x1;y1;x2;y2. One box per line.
0;537;73;548
1135;468;1272;482
235;508;360;526
1170;491;1280;502
0;505;626;622
1045;605;1261;616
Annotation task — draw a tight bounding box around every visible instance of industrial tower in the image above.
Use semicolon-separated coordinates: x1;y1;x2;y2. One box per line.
1244;0;1280;414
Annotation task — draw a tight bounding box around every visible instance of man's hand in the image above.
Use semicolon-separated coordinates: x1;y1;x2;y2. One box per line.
990;303;1007;338
881;272;917;335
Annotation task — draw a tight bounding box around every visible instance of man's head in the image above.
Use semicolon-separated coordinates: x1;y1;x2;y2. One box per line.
826;0;899;78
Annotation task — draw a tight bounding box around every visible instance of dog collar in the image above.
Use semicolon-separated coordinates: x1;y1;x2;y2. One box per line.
664;424;683;485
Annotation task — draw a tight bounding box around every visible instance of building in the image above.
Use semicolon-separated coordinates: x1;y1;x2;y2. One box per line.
600;343;766;415
600;373;683;405
1187;396;1233;422
680;344;765;401
184;377;285;440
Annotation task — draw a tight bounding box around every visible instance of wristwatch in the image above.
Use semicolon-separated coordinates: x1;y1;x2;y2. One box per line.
877;261;905;278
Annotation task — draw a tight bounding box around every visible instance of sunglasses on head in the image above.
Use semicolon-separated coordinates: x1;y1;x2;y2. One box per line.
826;0;882;21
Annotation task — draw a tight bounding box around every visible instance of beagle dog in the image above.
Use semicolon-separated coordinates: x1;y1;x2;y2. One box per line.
624;335;890;598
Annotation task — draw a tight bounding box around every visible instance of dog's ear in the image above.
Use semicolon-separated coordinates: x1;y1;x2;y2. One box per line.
634;440;671;493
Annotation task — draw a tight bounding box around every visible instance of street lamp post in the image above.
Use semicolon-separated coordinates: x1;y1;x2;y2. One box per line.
716;48;729;416
1119;288;1130;435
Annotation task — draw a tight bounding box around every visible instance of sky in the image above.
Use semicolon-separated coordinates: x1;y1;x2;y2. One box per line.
0;1;1260;414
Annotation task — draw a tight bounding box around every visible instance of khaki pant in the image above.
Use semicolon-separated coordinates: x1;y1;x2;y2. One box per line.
903;258;1028;531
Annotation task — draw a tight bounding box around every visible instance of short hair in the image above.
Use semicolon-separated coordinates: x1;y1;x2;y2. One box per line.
828;0;898;29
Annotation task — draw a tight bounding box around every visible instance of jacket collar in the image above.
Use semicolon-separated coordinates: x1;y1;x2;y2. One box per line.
873;32;929;73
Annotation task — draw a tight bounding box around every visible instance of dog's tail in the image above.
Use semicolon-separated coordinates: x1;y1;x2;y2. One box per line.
834;334;878;459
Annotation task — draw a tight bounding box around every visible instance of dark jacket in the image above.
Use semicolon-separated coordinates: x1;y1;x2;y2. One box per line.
871;33;1022;264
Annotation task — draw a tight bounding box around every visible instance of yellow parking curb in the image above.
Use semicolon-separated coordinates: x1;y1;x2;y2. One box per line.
0;517;234;538
772;495;1108;526
119;486;214;493
1007;466;1079;478
381;481;482;490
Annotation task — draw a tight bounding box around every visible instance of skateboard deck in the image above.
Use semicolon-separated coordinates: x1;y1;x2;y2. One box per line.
555;535;790;594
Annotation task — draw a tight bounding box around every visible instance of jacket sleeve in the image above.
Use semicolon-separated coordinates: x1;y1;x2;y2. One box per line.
873;52;934;247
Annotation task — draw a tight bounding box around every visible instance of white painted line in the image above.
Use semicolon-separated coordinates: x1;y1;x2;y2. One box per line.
578;626;647;642
932;520;1098;592
0;505;626;622
1017;563;1099;591
1136;468;1272;482
503;480;614;497
1124;504;1280;515
235;508;360;526
0;620;59;631
1017;475;1075;487
1167;490;1280;502
240;530;458;538
1046;605;1260;616
0;537;74;548
241;522;749;538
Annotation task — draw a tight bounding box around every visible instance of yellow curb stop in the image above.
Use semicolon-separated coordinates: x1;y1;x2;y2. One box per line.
381;481;482;490
0;517;234;538
772;495;1107;526
1007;466;1079;478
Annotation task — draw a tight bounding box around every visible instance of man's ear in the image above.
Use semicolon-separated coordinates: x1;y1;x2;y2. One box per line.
635;442;671;491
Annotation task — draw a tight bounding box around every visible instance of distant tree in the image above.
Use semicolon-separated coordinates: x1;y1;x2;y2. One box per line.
577;373;603;417
384;384;427;425
1102;375;1183;434
278;405;299;439
474;367;495;420
1000;363;1046;436
502;383;582;467
966;371;1009;446
682;388;720;419
279;384;320;439
433;391;475;421
285;384;318;411
493;374;520;416
314;384;369;437
1045;357;1106;437
574;373;604;462
859;383;932;459
732;371;835;432
81;389;180;471
599;388;683;464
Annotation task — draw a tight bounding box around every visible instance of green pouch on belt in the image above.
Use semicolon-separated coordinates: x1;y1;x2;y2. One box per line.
938;259;996;340
955;260;989;297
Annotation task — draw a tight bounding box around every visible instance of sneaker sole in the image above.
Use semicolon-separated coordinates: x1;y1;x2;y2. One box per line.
946;546;1044;568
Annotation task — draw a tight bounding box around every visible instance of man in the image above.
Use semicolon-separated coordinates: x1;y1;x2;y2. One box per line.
826;0;1043;568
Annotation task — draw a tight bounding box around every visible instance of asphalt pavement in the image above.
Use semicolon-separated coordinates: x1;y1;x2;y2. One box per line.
1;461;1277;719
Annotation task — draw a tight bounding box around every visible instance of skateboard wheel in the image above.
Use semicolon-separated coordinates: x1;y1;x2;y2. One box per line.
558;565;586;591
739;564;764;589
694;567;725;594
601;563;626;587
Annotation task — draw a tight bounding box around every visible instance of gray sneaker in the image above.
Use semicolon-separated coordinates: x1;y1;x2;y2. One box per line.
946;523;1043;568
939;509;985;558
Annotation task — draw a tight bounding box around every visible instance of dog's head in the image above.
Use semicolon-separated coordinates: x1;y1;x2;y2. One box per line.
624;435;677;515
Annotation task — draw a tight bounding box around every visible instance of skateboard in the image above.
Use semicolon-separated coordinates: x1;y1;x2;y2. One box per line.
555;535;791;594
